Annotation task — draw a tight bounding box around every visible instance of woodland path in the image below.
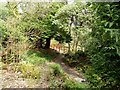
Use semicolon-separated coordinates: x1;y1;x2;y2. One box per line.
47;53;86;83
1;49;86;88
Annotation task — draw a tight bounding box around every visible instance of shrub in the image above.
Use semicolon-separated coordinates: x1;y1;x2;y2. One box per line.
64;50;89;68
17;62;40;79
48;63;63;76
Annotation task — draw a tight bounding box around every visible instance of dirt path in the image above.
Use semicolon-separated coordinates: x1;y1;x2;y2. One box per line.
1;64;49;88
1;50;86;88
51;54;86;82
1;70;29;88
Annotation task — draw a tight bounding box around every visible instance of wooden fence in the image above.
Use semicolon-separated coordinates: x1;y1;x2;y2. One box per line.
50;44;68;54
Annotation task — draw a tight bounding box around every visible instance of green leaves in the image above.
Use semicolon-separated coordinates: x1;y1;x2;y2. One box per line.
86;2;120;88
109;22;114;28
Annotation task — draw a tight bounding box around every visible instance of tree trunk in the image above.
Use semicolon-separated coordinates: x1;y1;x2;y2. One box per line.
36;38;43;49
75;37;78;52
75;32;78;52
44;37;51;49
68;16;74;53
38;38;43;48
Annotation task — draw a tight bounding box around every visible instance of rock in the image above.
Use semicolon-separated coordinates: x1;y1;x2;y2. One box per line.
17;71;21;74
74;77;86;82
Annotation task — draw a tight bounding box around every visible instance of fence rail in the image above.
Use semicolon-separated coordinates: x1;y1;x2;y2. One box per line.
50;44;68;54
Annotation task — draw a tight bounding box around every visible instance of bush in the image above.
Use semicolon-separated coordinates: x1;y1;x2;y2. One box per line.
64;50;89;68
17;62;40;79
48;63;63;76
75;50;87;58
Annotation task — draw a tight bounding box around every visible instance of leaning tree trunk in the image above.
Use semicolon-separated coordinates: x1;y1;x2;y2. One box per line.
44;37;51;49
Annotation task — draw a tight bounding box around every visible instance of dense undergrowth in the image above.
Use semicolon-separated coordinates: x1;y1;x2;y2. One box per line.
64;49;120;89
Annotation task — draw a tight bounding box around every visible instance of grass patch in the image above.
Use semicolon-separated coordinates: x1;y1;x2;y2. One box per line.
21;49;58;64
17;62;40;79
62;78;89;88
48;63;63;76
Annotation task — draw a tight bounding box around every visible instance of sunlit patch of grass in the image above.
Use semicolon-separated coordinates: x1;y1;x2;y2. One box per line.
21;50;56;64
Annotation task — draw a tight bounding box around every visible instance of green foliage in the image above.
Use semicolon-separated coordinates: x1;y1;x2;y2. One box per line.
0;2;29;63
18;2;71;49
85;2;120;88
58;2;120;89
48;63;63;76
24;50;48;64
84;66;104;88
1;1;120;88
62;79;89;88
0;2;9;20
54;2;92;52
21;50;58;64
48;63;89;88
64;50;88;68
62;75;89;88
